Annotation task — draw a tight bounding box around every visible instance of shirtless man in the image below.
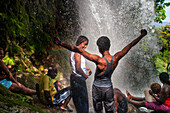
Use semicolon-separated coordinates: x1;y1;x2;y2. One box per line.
149;72;170;112
0;48;36;96
127;73;170;112
114;88;128;113
54;29;147;113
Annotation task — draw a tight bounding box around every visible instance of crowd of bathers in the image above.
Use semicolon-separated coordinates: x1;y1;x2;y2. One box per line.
0;29;170;113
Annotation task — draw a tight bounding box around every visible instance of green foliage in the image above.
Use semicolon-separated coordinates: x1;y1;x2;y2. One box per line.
153;25;170;74
0;0;77;77
0;0;76;112
154;0;170;23
2;56;15;65
0;0;77;65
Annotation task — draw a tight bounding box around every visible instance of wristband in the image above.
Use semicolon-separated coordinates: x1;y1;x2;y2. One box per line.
57;40;61;45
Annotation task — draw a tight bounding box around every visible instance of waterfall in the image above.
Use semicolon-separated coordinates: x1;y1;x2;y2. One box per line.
74;0;160;111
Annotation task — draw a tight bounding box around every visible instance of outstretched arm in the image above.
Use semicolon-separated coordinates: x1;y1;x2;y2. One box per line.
114;29;147;61
126;90;145;101
54;37;100;64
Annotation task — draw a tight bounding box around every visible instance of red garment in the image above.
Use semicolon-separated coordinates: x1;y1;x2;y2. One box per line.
157;93;160;97
164;98;170;107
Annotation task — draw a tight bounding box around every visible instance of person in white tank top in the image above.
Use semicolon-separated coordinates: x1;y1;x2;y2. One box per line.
71;52;87;77
70;36;92;113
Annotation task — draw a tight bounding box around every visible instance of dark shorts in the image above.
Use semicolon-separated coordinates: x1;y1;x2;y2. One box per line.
92;85;116;113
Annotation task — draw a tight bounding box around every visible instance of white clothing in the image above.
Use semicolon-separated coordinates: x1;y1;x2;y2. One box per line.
70;52;86;76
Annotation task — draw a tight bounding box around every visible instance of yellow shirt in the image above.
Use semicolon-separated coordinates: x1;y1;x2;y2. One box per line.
38;74;57;104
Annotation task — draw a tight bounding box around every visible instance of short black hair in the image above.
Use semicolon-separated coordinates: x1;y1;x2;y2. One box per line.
97;36;110;51
48;65;58;73
76;35;88;46
159;72;169;84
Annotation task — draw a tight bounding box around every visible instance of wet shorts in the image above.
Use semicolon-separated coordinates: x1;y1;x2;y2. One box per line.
92;85;116;113
145;102;170;112
0;79;12;89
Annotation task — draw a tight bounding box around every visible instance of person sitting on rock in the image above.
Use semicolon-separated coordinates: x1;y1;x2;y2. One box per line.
0;47;36;96
126;83;161;102
36;65;72;112
126;81;170;112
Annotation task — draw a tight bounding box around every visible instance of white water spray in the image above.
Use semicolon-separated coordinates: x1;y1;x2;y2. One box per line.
74;0;160;112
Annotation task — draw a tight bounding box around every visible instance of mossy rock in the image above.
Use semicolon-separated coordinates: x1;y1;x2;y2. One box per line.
0;84;44;113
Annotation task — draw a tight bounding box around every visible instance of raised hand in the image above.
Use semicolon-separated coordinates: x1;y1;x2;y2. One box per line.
126;90;132;99
141;29;147;36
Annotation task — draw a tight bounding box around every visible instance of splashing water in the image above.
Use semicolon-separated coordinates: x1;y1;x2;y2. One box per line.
74;0;160;111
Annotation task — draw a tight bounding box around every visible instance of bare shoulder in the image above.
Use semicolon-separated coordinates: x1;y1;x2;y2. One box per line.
112;55;119;63
113;52;121;61
97;57;106;64
74;52;81;56
74;52;81;58
162;84;170;93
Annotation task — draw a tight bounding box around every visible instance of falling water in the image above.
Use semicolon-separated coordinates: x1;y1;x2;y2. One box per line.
74;0;160;112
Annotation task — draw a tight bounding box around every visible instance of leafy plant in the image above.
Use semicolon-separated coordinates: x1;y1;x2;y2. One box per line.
154;0;170;23
153;25;170;74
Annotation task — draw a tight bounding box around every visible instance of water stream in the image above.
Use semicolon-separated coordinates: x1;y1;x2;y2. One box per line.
74;0;160;112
